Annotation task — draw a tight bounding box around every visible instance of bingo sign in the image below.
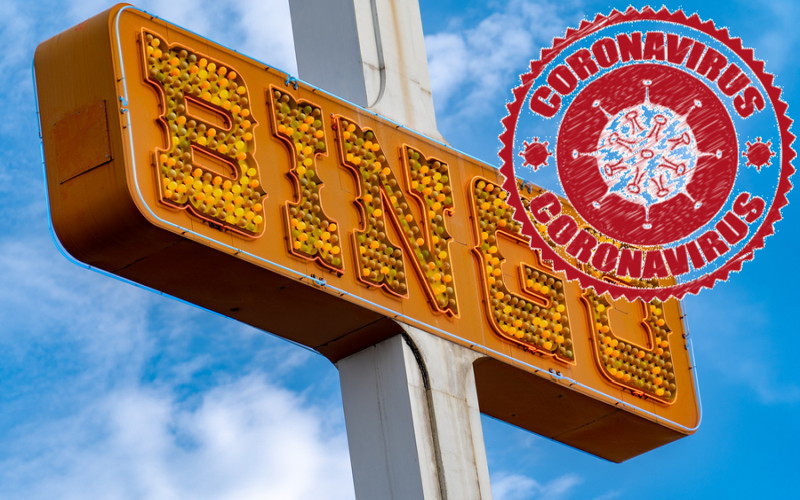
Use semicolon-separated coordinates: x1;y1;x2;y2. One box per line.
37;5;710;462
501;7;795;300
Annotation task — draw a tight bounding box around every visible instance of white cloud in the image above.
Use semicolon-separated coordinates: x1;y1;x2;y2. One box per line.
426;32;470;105
0;0;39;144
64;0;216;38
0;234;155;368
65;0;297;74
425;0;581;125
754;0;800;74
0;376;354;500
0;221;350;499
493;473;539;500
721;356;800;405
2;2;332;490
685;289;800;405
492;471;582;500
0;0;32;77
228;0;297;74
591;490;623;500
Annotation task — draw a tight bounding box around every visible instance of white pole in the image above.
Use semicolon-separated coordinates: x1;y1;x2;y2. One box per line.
289;0;445;142
289;1;493;497
337;326;493;499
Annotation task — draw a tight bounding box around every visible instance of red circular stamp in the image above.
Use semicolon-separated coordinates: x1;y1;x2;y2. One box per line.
500;7;795;301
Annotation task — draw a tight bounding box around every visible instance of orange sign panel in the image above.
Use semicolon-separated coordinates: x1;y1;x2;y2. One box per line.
34;4;700;462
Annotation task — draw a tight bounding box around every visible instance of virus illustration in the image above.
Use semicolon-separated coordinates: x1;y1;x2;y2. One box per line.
519;137;552;171
576;79;721;228
742;137;776;171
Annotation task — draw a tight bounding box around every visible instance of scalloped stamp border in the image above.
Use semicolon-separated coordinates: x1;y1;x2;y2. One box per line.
499;7;795;301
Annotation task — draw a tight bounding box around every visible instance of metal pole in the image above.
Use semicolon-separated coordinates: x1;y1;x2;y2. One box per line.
289;1;493;497
289;0;444;142
337;325;492;499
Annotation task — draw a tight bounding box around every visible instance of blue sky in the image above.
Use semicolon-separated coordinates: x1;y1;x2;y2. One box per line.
1;0;798;498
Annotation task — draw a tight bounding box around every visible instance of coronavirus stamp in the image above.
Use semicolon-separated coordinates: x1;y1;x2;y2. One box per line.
500;7;795;301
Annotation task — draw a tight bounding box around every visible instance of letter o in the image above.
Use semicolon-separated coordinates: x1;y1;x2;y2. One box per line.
547;65;579;95
547;214;579;245
591;242;620;272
